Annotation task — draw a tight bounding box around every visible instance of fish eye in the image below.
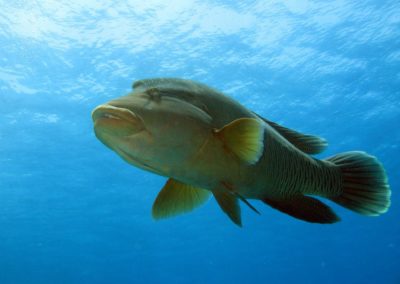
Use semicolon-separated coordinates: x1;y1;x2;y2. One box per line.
145;88;162;103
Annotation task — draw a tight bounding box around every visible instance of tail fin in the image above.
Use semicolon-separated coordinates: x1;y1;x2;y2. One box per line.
326;151;391;216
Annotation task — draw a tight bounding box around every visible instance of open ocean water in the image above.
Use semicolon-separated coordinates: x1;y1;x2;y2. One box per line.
0;1;399;283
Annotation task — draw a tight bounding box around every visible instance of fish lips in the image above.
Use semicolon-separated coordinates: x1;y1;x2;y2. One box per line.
92;104;145;137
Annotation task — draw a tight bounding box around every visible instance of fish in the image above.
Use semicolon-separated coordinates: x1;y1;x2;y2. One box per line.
91;78;391;226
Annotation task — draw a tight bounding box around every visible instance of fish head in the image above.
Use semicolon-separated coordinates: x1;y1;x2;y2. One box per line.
92;88;212;175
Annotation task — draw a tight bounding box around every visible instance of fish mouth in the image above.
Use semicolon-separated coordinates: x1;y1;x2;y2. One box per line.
92;104;144;136
92;104;139;123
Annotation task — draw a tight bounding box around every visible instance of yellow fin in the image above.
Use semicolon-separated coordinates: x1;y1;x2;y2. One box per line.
152;178;211;219
213;190;242;227
216;118;264;164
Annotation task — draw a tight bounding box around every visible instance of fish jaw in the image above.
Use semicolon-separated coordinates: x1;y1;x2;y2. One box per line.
92;104;145;137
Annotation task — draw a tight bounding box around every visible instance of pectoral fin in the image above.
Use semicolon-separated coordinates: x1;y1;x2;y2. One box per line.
213;190;242;227
152;178;211;219
215;118;264;165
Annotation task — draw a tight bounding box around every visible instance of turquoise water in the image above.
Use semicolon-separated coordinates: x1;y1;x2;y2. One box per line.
0;1;399;283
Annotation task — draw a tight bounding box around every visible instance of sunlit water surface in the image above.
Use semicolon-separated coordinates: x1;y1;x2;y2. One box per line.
0;1;399;283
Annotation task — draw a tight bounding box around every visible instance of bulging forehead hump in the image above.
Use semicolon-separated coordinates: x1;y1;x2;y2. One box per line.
131;78;254;128
132;78;215;109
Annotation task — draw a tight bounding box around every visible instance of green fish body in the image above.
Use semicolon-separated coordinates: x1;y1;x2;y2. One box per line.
92;78;391;226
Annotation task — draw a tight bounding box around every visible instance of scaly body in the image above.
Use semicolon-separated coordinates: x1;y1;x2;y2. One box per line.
92;78;391;226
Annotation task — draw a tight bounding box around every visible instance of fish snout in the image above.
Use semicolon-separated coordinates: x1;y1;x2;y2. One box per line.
92;104;144;136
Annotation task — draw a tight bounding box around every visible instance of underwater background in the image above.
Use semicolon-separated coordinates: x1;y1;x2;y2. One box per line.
0;1;399;283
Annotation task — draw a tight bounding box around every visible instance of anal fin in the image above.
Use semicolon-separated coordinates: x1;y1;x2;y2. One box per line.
263;195;340;224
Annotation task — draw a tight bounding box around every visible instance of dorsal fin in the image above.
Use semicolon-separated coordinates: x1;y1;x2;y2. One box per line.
255;113;327;155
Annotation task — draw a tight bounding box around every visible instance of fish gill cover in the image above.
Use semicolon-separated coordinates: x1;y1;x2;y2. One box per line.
0;1;399;284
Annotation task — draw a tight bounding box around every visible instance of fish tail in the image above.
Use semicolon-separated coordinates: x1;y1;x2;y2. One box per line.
325;151;391;216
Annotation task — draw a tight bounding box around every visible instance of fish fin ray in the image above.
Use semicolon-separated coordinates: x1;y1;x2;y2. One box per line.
326;151;391;216
255;113;327;155
262;195;340;224
152;178;211;219
215;118;264;165
213;190;242;227
234;193;260;215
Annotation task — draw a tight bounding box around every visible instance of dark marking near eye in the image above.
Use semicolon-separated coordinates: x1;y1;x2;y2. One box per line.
146;88;162;103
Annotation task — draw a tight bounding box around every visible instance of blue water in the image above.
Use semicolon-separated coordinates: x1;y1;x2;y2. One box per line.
0;1;399;283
